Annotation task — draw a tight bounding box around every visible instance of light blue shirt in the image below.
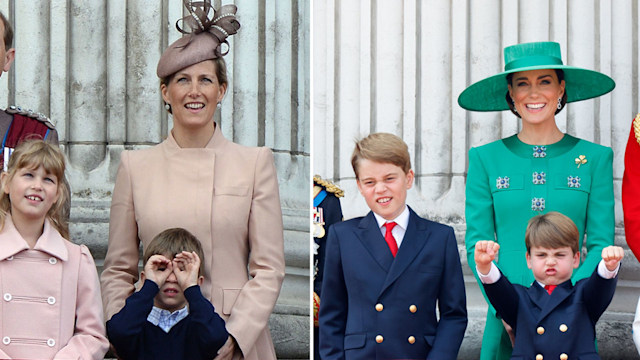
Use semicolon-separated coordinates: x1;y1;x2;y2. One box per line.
147;305;189;333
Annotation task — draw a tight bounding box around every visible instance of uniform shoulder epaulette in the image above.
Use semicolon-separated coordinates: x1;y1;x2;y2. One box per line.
5;105;56;130
313;175;344;198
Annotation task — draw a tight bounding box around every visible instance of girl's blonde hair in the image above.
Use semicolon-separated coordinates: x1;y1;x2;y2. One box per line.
0;140;69;238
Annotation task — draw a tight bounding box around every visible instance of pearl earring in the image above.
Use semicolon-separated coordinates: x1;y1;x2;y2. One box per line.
512;98;518;114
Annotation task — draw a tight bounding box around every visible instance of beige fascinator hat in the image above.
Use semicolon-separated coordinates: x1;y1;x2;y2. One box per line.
156;0;240;79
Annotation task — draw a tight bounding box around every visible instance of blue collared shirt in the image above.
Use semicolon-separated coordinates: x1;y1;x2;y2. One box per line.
147;305;189;333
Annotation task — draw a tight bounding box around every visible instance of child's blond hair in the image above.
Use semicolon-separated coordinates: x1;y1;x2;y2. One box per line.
525;212;579;254
350;133;411;179
0;140;69;238
144;228;206;276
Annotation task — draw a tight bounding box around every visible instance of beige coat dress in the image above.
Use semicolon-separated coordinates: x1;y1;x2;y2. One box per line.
100;126;285;360
0;216;109;359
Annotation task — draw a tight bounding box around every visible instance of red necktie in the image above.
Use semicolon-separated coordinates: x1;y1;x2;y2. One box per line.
384;222;398;257
544;284;556;295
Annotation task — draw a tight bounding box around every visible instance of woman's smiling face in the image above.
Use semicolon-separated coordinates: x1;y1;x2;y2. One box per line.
508;69;565;127
161;60;227;132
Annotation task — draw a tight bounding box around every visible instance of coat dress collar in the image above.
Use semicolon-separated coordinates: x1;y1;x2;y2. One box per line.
0;215;68;261
165;122;228;152
502;133;579;159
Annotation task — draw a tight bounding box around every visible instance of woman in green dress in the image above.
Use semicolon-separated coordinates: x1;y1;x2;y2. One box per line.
458;41;616;360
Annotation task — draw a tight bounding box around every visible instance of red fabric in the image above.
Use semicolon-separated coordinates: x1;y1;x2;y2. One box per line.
623;117;640;261
0;114;50;170
4;114;49;148
384;221;398;257
544;284;557;295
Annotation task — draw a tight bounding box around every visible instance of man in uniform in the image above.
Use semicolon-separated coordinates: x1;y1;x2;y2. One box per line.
312;175;343;359
0;11;58;171
623;113;640;260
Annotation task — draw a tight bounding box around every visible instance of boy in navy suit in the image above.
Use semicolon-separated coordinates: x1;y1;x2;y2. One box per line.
475;212;623;359
318;133;467;360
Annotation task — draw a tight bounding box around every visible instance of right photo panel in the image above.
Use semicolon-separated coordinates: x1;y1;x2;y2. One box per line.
312;1;640;359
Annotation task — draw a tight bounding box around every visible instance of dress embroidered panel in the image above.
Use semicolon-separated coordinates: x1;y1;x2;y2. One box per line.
533;146;547;158
568;176;581;188
496;176;510;189
532;172;546;185
531;198;545;211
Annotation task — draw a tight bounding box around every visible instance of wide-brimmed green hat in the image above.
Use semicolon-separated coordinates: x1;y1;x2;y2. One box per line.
457;41;615;111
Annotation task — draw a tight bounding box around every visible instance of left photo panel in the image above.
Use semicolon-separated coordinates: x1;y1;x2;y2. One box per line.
0;1;310;359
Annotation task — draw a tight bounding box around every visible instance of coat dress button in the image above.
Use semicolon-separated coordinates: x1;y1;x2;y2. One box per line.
407;336;415;344
47;296;56;305
47;338;55;347
375;303;383;312
560;353;568;360
559;324;568;332
3;293;11;301
49;257;57;265
2;337;9;345
375;335;383;343
409;304;417;313
537;326;544;335
6;256;13;261
536;355;543;360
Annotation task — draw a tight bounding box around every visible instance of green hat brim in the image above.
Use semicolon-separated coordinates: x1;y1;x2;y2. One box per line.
457;65;615;112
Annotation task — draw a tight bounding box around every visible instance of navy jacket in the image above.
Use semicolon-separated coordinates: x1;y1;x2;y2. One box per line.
484;267;618;359
107;280;228;360
319;207;467;360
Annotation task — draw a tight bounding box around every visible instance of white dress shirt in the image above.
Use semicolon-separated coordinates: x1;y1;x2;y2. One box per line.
373;206;410;250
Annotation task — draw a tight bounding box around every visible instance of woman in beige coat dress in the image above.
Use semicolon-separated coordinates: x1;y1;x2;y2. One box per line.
100;4;285;360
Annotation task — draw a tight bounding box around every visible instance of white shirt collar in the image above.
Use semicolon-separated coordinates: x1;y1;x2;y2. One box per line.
373;205;410;230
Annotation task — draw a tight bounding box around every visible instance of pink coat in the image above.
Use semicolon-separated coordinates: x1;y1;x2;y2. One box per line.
100;127;285;360
0;216;109;359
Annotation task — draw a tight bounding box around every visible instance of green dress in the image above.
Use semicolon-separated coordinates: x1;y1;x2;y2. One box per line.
465;134;614;360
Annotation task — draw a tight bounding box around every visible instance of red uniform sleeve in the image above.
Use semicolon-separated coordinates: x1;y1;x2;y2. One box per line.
622;116;640;260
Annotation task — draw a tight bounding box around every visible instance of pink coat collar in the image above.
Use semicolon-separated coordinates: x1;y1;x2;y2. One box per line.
0;215;68;261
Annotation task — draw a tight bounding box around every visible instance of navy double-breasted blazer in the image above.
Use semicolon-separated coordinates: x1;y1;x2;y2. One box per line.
484;267;618;359
318;207;467;360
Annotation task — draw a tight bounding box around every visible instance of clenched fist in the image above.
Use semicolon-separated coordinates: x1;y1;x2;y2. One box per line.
474;240;501;275
601;246;624;272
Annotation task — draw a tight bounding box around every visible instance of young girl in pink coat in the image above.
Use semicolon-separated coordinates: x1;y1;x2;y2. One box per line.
0;140;109;359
